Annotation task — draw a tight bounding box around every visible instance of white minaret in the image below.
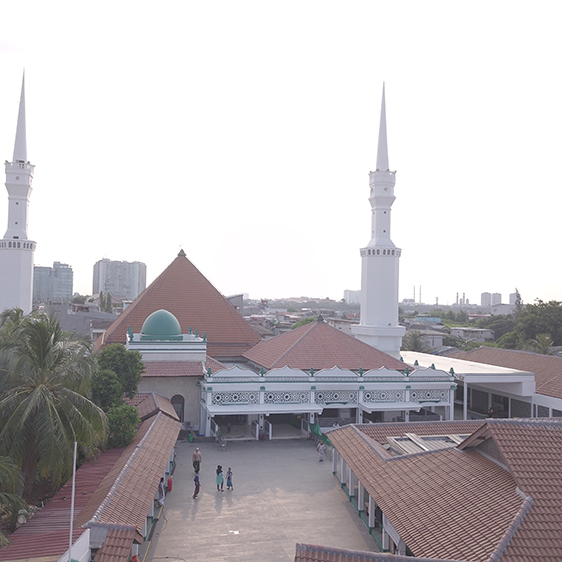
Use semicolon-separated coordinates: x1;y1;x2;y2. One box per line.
351;85;405;357
0;75;36;314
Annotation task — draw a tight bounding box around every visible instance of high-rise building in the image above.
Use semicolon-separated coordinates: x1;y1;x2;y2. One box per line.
0;76;36;314
33;262;73;303
509;292;518;305
481;292;491;307
93;259;147;300
343;290;360;304
492;292;502;305
351;85;405;357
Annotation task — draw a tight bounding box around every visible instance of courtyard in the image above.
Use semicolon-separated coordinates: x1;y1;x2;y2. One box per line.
144;438;377;562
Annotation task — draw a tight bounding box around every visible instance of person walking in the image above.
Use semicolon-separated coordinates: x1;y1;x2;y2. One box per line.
216;465;224;491
157;477;166;505
226;467;233;491
193;473;200;499
192;448;202;473
317;442;326;462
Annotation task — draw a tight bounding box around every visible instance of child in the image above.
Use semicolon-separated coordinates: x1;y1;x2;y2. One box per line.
216;465;224;491
226;467;233;490
193;473;200;499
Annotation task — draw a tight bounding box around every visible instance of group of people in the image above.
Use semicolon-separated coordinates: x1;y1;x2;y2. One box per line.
192;448;234;499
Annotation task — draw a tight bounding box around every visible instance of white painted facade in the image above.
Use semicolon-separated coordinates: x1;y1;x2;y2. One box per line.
352;85;404;357
199;364;456;437
0;76;36;314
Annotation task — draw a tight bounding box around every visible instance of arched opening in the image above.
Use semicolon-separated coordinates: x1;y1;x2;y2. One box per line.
171;394;185;423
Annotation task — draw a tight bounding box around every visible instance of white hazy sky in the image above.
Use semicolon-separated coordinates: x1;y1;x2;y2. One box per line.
1;1;560;306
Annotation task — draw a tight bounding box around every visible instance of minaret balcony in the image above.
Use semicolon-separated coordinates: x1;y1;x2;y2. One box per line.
360;247;401;258
5;161;34;171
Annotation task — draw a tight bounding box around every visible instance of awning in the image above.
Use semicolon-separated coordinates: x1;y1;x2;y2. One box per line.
205;403;323;416
358;401;421;413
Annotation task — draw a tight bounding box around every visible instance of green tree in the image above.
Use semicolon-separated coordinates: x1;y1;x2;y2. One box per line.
92;369;123;411
476;315;516;340
401;330;431;352
0;313;107;499
105;293;113;313
497;331;523;349
514;287;524;317
97;344;144;398
0;456;28;545
71;294;87;304
291;317;316;329
99;291;105;311
525;333;553;355
517;300;562;345
106;404;140;448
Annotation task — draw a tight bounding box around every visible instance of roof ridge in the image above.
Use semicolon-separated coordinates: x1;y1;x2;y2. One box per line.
485;494;534;562
271;321;318;368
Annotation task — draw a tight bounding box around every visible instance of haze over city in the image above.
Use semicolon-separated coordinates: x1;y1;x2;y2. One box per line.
1;1;560;305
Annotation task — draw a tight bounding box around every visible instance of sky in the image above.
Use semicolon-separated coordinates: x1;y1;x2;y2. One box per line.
1;1;561;306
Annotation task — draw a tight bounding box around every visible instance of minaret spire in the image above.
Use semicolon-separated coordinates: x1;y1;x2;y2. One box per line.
13;73;27;163
376;83;389;172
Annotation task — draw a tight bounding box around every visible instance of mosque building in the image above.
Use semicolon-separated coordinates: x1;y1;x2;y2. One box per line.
0;75;36;314
97;87;457;437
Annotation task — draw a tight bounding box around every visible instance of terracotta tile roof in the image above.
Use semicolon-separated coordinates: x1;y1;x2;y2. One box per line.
125;392;179;421
242;320;406;371
96;251;260;358
94;528;136;562
76;412;180;539
483;419;562;561
0;448;125;561
328;421;524;562
294;543;462;562
448;347;562;400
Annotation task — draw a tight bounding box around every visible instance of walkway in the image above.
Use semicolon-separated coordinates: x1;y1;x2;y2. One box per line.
144;438;377;562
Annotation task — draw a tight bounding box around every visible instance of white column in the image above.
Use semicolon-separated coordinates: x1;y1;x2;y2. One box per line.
332;448;338;474
358;481;365;512
368;496;375;528
339;457;347;485
404;409;410;422
382;527;390;550
348;470;355;498
463;379;468;420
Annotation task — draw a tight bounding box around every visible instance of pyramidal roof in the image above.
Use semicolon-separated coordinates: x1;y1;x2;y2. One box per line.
98;251;260;358
243;319;406;371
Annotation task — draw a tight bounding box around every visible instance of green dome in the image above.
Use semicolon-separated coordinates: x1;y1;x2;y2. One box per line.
141;309;182;337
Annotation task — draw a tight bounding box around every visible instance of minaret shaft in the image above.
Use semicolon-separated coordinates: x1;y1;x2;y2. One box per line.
351;85;404;357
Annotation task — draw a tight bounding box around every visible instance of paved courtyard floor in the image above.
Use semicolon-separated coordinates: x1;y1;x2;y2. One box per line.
144;438;377;562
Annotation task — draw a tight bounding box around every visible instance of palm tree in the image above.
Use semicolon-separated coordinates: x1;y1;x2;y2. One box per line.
401;330;431;352
0;456;28;546
526;333;553;355
0;313;107;499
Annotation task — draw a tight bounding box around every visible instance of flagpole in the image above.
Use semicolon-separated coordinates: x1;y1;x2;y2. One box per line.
68;441;77;562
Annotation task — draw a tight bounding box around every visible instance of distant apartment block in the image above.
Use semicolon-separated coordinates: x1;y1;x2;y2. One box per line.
343;290;360;304
492;292;501;305
33;262;73;303
509;292;518;305
93;258;147;300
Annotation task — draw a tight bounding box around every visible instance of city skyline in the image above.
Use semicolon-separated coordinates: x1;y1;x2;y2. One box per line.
1;2;561;306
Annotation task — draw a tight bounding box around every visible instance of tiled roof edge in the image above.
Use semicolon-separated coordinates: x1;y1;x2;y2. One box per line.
350;425;395;460
84;412;163;527
485;493;534;562
295;543;466;562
